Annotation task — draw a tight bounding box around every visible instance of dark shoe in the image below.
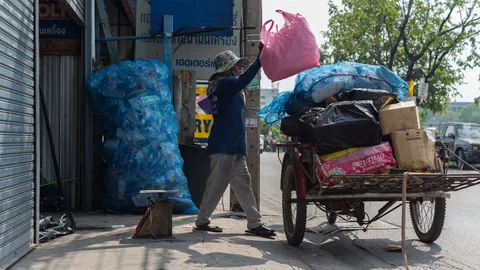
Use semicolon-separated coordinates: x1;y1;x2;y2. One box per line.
246;224;276;237
195;224;223;232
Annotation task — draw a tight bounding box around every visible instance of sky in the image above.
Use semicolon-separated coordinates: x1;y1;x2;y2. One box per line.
260;0;480;102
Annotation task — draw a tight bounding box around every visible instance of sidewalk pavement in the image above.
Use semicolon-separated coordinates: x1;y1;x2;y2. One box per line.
10;208;360;270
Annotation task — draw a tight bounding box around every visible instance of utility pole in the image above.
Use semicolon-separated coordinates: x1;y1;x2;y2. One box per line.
230;0;262;212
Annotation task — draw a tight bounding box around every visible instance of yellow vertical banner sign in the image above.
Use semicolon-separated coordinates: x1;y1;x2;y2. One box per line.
194;84;214;143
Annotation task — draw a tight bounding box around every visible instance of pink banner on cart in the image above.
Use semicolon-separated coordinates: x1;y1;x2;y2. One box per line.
319;142;397;179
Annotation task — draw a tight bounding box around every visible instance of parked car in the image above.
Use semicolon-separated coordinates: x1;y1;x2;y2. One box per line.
437;122;480;169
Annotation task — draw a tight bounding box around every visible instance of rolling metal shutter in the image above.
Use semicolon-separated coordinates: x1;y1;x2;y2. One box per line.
0;0;38;268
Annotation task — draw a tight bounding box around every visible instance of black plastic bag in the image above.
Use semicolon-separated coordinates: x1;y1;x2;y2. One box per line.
297;101;382;155
281;107;324;137
336;88;396;110
39;213;76;243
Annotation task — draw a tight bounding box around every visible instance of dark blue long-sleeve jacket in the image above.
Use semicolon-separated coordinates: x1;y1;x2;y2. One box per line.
207;55;262;156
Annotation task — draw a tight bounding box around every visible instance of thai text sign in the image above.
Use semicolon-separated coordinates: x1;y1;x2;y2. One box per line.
135;0;242;80
39;0;81;53
39;0;81;39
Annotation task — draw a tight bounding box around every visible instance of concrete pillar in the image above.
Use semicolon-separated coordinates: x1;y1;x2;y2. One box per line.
230;0;262;212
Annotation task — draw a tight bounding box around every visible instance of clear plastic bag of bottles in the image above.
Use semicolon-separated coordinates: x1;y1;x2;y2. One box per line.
87;60;199;215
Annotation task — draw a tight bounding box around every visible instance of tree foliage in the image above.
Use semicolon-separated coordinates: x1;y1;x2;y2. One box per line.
458;104;480;123
424;103;480;125
322;0;480;113
423;108;459;123
260;118;286;141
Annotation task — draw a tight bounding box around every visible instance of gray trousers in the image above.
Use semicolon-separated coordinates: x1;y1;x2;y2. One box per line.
195;154;262;230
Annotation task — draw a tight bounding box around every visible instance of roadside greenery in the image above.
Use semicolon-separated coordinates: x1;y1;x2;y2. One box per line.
321;0;480;113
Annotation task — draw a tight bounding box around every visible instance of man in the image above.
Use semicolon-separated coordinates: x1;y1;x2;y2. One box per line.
195;43;276;237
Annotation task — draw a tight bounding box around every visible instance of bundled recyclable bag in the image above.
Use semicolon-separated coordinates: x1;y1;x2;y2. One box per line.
280;108;311;137
87;60;199;215
259;91;295;126
258;62;408;127
297;101;382;155
260;10;320;82
318;142;397;178
295;62;409;103
258;89;316;126
280;106;327;137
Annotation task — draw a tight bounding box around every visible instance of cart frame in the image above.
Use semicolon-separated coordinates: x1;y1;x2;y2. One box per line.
277;141;480;246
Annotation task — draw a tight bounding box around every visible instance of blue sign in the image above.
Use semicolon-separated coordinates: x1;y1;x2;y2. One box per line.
150;0;234;36
39;0;80;39
40;20;81;39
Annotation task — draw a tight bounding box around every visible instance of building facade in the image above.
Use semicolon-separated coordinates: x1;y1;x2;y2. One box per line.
449;101;473;113
260;88;279;109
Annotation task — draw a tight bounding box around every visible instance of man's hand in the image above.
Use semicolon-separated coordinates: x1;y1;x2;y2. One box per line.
258;42;264;52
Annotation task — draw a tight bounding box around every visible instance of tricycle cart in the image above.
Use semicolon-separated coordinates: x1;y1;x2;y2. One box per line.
278;140;480;247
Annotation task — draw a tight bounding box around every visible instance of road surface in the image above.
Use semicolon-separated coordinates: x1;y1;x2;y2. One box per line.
259;152;480;270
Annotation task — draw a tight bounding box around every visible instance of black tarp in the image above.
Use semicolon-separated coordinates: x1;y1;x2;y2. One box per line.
336;88;396;110
281;101;382;155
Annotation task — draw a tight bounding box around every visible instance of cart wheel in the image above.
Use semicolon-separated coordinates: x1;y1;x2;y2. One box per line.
409;197;446;243
282;157;307;246
327;211;337;224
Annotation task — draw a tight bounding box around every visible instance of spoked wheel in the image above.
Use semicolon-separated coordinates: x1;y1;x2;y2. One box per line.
409;197;446;243
282;157;307;246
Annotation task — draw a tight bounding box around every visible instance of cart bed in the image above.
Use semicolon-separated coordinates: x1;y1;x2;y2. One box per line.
313;173;480;195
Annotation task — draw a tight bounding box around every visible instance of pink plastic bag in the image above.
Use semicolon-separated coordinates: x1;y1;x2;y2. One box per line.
260;10;320;82
319;142;397;179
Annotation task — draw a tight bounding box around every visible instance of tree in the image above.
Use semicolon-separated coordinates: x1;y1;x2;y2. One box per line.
260;118;271;136
423;108;459;124
322;0;480;113
260;119;286;142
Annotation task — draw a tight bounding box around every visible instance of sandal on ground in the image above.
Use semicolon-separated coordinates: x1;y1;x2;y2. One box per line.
246;224;276;237
195;224;223;233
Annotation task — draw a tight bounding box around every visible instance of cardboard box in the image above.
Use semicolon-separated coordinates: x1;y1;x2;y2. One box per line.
391;129;437;171
379;101;420;135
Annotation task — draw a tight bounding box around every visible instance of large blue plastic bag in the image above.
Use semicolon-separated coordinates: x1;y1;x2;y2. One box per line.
87;60;199;215
258;91;294;126
258;62;409;126
258;90;314;126
295;62;409;102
